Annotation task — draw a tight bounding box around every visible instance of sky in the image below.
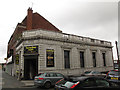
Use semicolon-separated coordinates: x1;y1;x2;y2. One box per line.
0;0;119;63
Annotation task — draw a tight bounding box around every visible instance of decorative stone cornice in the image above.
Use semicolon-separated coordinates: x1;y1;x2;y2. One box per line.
16;29;112;48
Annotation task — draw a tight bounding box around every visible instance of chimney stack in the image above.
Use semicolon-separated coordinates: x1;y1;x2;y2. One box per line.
27;7;33;30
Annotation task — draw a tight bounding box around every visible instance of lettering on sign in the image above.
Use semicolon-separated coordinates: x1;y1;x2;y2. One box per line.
16;54;19;65
46;49;54;67
24;46;38;54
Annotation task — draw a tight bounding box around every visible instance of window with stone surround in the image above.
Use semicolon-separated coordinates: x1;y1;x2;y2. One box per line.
64;50;70;69
102;52;106;66
80;51;84;68
92;52;96;67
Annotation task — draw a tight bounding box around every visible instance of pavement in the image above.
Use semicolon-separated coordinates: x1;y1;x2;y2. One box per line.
21;80;34;86
2;70;25;88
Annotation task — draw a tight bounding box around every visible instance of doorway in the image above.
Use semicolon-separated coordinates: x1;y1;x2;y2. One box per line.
24;55;38;80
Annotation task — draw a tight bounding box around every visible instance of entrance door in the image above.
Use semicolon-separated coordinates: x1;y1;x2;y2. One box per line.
24;55;38;80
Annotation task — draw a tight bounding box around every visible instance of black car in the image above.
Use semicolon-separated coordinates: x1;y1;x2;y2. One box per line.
106;70;120;84
55;76;119;89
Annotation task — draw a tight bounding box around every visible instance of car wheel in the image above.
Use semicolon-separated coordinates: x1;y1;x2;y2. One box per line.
44;82;51;89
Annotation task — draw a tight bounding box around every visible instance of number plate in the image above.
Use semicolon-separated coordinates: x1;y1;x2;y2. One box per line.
111;77;118;80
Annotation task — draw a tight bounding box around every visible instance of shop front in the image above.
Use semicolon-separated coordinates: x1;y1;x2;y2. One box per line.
24;46;38;80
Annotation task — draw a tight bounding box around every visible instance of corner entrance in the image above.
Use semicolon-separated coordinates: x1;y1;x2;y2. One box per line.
24;55;38;80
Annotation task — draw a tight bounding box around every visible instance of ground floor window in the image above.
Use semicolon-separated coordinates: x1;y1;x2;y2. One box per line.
64;50;70;69
102;53;106;66
80;51;84;68
92;52;96;67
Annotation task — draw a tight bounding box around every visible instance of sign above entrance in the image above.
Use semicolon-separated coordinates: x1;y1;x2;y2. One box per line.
24;46;38;54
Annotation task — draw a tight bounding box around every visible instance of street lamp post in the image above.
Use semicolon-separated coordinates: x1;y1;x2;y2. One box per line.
115;41;120;70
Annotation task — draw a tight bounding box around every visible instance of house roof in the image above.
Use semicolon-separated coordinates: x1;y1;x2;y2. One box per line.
21;12;62;32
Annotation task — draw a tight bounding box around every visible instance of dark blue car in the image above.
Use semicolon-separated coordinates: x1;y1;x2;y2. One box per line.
106;70;120;84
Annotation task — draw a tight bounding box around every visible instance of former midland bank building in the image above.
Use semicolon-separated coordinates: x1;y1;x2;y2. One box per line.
7;8;114;80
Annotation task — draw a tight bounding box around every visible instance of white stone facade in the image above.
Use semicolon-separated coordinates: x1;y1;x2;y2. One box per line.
16;29;114;76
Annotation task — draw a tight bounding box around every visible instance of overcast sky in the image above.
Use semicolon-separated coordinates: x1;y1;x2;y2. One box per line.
0;0;119;63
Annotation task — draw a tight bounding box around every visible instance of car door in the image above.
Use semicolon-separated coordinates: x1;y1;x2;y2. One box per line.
77;78;97;88
48;73;57;85
56;73;64;82
95;78;110;88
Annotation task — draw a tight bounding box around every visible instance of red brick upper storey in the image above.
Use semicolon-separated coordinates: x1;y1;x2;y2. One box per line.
7;8;62;57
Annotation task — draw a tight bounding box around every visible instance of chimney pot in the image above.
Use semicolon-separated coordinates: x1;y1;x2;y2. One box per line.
27;7;33;30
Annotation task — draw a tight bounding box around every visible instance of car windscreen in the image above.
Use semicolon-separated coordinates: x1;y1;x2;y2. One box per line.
63;81;75;88
92;71;101;74
56;79;67;85
36;73;44;76
56;79;78;88
85;71;91;74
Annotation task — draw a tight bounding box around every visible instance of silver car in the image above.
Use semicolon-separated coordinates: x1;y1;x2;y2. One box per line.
82;71;106;77
34;72;65;88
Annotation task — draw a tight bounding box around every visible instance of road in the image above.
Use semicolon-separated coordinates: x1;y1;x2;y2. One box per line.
2;71;54;90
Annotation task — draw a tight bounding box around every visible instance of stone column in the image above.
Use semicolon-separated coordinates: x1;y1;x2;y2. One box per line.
106;49;113;67
85;48;92;68
38;44;45;73
71;47;80;69
56;46;63;69
96;49;103;67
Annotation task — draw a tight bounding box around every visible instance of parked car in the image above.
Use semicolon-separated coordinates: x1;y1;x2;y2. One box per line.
81;71;106;77
55;76;119;89
106;70;120;84
34;72;65;88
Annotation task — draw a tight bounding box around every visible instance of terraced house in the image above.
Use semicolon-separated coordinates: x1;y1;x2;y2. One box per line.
7;8;114;80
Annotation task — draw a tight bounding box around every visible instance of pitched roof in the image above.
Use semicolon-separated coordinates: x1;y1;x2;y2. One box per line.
21;12;62;32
